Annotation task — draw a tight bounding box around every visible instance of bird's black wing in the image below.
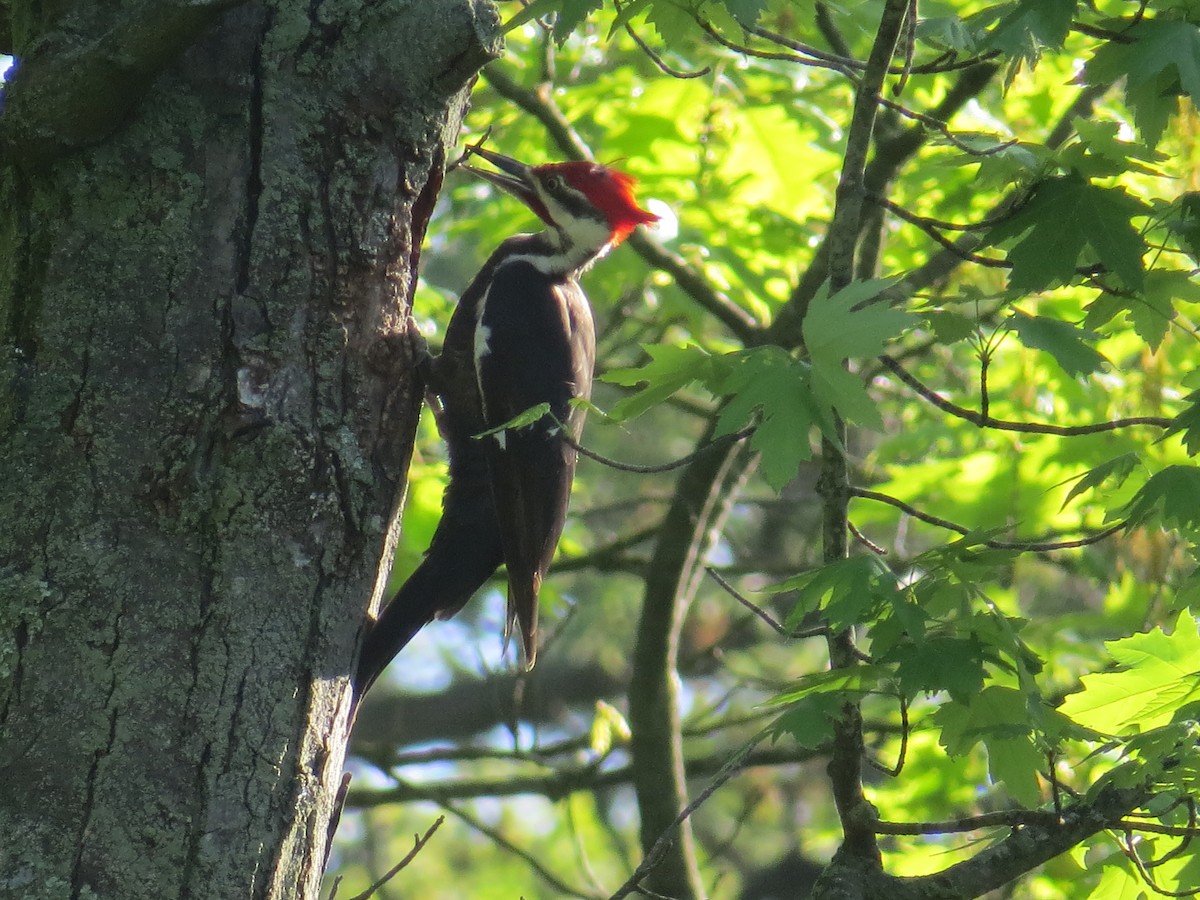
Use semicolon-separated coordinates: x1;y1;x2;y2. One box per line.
353;252;514;700
475;260;595;667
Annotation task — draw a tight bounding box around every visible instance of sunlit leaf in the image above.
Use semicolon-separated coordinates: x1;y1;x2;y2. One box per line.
802;278;913;430
766;664;892;706
590;700;632;755
1087;19;1200;147
473;402;552;438
985;0;1076;61
777;555;898;632
924;310;978;344
1060;612;1200;735
604;343;715;420
932;685;1046;805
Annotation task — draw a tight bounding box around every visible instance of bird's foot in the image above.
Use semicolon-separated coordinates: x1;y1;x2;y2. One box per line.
403;317;434;380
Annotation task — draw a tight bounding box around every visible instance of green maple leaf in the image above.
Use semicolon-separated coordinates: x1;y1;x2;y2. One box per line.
1059;452;1140;510
474;403;552;439
918;15;981;54
604;343;715;421
1009;312;1107;377
802;279;914;430
933;685;1045;806
1130;270;1188;351
767;664;891;706
646;0;702;45
1119;466;1200;530
803;278;912;361
1171;192;1200;264
1163;392;1200;456
776;554;897;632
986;0;1076;59
554;0;604;42
771;695;840;749
718;0;769;26
987;174;1150;290
1083;269;1199;350
1087;19;1200;148
711;347;820;490
888;637;987;702
1059;611;1200;735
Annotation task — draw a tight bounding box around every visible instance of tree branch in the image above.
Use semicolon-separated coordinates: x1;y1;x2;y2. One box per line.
341;816;445;900
879;356;1172;434
346;745;818;807
816;0;911;872
883;788;1146;899
852;487;1128;551
351;660;625;759
441;803;603;900
770;59;999;345
628;424;757;898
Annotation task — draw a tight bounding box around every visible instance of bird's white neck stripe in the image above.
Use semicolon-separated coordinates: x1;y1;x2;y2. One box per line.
496;245;611;275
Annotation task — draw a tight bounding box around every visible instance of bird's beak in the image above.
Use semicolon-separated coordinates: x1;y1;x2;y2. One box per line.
460;145;543;212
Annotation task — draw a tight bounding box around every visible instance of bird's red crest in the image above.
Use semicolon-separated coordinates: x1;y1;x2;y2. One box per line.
537;161;659;245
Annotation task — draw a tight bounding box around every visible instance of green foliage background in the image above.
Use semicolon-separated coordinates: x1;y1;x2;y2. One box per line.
330;1;1200;897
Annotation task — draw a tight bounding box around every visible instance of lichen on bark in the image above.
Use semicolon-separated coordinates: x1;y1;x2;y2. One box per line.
0;1;500;898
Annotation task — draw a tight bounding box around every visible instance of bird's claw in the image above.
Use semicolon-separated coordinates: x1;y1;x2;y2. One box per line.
402;318;435;384
403;317;430;360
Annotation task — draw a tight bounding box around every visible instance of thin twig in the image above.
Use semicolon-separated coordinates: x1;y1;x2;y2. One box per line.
443;803;603;900
1145;799;1196;866
875;195;1013;265
350;747;823;807
1116;819;1200;838
851;486;1127;551
699;19;857;77
875;92;1019;156
866;694;908;778
705;567;789;635
563;422;756;475
616;0;710;79
865;190;1015;231
344;816;445;900
747;21;1002;75
849;520;888;555
608;736;765;900
892;0;916;96
1121;829;1200;898
879;356;1173;435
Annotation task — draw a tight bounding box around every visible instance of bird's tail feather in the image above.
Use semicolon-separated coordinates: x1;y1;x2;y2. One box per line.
354;526;503;699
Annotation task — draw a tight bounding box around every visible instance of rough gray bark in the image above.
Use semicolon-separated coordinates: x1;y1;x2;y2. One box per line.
0;2;499;898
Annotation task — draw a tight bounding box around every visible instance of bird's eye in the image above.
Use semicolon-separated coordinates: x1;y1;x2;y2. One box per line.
545;175;564;191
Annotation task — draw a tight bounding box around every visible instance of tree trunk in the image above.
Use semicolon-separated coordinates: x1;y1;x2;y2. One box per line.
0;2;498;898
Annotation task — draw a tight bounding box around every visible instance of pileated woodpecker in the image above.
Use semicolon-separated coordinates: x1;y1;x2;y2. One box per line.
354;146;657;697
